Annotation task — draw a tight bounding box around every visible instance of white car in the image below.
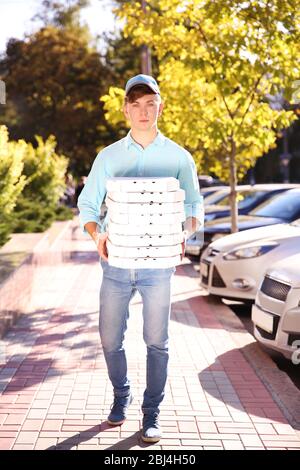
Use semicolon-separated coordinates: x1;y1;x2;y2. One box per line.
200;219;300;302
252;253;300;360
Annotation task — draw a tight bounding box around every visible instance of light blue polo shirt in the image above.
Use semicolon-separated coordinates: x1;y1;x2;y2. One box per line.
78;130;202;233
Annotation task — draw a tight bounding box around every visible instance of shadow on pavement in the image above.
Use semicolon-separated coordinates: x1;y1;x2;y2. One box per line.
0;307;101;395
46;423;152;450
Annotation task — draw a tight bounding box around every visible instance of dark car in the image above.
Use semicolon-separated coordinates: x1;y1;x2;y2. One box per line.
204;184;262;207
198;175;225;188
203;188;300;251
201;186;229;199
204;184;300;223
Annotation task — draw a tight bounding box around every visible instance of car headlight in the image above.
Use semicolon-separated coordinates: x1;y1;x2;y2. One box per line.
223;244;278;260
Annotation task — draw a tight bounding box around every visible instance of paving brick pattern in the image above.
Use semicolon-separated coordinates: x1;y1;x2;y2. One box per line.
0;226;299;450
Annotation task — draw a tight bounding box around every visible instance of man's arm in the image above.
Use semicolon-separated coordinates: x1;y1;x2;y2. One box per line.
177;151;203;259
77;152;108;235
177;151;203;234
77;152;110;260
84;221;109;261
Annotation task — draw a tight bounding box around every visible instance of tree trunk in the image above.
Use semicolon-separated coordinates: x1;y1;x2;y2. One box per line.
229;138;238;233
141;1;152;75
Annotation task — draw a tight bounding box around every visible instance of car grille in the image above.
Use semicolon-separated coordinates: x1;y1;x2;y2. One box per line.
288;334;300;347
256;314;280;340
201;260;210;285
212;266;226;287
260;276;291;302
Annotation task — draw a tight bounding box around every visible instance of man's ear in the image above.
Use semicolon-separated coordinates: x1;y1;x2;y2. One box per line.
123;103;129;119
158;101;164;117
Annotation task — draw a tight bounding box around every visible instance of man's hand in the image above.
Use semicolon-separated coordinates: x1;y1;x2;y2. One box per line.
93;231;109;261
181;239;185;261
181;229;188;261
183;217;200;236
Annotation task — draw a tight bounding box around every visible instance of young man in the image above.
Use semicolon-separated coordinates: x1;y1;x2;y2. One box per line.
78;74;202;443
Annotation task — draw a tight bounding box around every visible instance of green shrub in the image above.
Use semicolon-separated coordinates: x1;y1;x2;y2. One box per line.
12;134;70;234
55;204;74;221
12;197;56;233
0;127;72;248
0;126;27;246
21;134;68;206
0;214;13;246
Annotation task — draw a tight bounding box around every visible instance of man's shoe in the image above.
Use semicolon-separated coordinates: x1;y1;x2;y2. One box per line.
107;394;133;425
141;413;161;443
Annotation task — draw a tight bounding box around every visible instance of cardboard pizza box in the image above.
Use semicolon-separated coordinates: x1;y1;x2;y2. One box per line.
108;211;185;225
108;254;181;269
106;177;180;193
107;189;185;203
106;198;184;215
108;232;184;247
108;221;183;235
107;240;182;258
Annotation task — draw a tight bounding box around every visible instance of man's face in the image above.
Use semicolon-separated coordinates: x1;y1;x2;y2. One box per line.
123;93;163;132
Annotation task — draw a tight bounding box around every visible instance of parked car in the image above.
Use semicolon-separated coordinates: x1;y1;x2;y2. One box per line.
201;187;300;253
186;185;300;256
199;219;300;302
204;184;299;223
203;187;231;206
203;184;276;207
252;252;300;360
201;186;229;199
198;175;225;187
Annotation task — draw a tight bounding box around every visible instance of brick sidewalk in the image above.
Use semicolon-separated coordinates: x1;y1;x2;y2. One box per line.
0;225;300;450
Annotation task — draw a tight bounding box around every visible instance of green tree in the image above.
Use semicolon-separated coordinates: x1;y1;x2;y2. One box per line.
0;0;115;176
0;126;27;244
34;0;96;45
36;0;90;30
12;133;69;234
103;0;299;231
0;125;70;243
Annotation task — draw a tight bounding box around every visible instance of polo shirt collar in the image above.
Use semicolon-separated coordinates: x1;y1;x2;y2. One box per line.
124;130;166;149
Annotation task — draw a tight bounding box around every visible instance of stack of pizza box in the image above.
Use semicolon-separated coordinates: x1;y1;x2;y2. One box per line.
106;177;185;269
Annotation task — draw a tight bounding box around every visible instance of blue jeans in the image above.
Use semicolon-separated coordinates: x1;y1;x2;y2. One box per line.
99;259;175;415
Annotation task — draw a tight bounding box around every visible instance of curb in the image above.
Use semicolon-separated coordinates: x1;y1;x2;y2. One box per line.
0;218;74;339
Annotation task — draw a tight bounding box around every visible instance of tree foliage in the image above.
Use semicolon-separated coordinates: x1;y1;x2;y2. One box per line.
0;0;114;176
0;126;69;245
103;0;300;230
0;126;27;215
0;126;27;244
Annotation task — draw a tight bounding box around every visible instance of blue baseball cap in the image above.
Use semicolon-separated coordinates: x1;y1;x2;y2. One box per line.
125;74;160;96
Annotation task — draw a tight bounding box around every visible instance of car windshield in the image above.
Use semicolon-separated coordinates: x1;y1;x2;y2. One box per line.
216;190;268;209
204;190;229;205
250;191;300;220
202;190;217;199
